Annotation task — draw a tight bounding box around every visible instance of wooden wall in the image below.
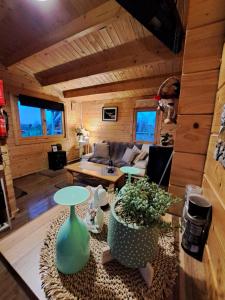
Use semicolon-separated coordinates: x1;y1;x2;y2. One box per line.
5;93;80;179
202;42;225;300
0;68;81;215
169;0;225;208
82;97;176;145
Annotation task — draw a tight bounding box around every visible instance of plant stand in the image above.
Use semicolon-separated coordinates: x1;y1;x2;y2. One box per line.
101;245;154;288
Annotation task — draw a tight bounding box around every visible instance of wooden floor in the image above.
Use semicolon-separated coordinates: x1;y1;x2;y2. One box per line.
0;171;209;300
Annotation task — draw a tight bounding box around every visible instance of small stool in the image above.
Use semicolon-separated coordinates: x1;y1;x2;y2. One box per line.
54;186;90;274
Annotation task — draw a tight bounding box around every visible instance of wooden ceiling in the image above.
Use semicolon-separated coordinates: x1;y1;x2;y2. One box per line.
0;0;186;101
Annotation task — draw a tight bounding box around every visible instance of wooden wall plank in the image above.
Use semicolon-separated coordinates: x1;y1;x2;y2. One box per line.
218;43;225;89
170;152;205;187
203;246;219;300
178;70;219;114
183;21;225;74
82;97;175;147
174;115;213;154
187;0;225;29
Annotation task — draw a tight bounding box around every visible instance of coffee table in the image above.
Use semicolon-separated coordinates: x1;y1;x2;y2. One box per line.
65;161;125;190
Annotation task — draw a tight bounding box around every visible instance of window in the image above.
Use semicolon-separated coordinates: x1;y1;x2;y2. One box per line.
16;96;64;140
45;109;63;136
18;101;43;137
134;110;157;143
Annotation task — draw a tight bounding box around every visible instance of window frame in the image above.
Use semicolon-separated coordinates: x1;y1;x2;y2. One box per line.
11;95;66;145
133;107;160;144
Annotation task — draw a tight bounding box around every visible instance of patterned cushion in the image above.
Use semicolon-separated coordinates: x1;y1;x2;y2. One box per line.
122;147;137;164
133;150;148;164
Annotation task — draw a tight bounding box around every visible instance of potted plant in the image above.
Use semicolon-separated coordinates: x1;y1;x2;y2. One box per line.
107;177;179;268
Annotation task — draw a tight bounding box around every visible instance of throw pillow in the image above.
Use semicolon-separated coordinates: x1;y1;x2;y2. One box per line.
132;145;141;156
93;143;109;158
133;150;148;164
134;160;148;169
122;147;137;164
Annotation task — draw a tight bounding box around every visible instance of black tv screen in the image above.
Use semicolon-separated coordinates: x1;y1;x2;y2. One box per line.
116;0;184;53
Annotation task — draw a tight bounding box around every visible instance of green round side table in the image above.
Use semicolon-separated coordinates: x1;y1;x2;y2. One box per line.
54;186;90;274
120;166;140;183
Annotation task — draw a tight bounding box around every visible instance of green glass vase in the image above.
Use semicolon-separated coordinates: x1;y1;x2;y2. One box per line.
54;186;90;274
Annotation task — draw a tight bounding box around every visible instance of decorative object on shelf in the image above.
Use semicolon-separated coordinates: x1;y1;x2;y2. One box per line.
76;127;90;157
84;187;104;234
51;144;58;152
160;132;174;146
75;127;90;143
53;186;90;274
182;184;202;231
214;104;225;167
181;194;212;261
107;177;179;273
154;76;180;124
40;205;178;299
102;106;118;121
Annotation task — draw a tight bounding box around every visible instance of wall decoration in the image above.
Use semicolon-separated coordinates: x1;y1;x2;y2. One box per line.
51;144;58;152
155;76;180;124
102;107;118;122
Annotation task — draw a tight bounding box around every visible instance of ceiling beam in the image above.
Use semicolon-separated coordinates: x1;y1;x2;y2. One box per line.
63;74;180;98
35;36;179;86
5;0;125;67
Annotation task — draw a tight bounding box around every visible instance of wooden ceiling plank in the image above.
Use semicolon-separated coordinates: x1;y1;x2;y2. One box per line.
35;36;179;86
4;0;126;67
63;73;180;98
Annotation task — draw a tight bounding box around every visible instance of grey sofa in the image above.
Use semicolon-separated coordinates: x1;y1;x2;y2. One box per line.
88;141;149;176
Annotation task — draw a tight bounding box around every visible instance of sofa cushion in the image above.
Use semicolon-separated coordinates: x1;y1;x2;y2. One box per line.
134;159;148;169
93;143;109;158
122;147;137;164
132;145;141;156
105;141;142;161
133;150;148;164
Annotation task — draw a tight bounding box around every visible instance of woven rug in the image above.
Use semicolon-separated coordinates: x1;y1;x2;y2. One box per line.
40;204;178;300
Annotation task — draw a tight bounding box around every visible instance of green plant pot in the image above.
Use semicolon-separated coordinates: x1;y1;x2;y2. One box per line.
107;199;159;268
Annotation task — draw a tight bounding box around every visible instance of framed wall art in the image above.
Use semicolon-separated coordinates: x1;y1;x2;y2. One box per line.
102;107;118;122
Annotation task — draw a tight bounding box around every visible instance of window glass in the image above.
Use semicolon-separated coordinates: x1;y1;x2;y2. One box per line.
45;109;63;135
18;101;43;137
135;111;157;142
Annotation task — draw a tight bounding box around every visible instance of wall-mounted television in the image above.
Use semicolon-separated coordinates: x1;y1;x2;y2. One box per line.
116;0;184;53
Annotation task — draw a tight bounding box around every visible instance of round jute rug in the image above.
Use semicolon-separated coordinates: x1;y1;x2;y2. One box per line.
40;204;178;300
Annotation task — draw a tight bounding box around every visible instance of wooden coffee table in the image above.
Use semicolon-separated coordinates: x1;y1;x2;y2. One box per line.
65;161;125;189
